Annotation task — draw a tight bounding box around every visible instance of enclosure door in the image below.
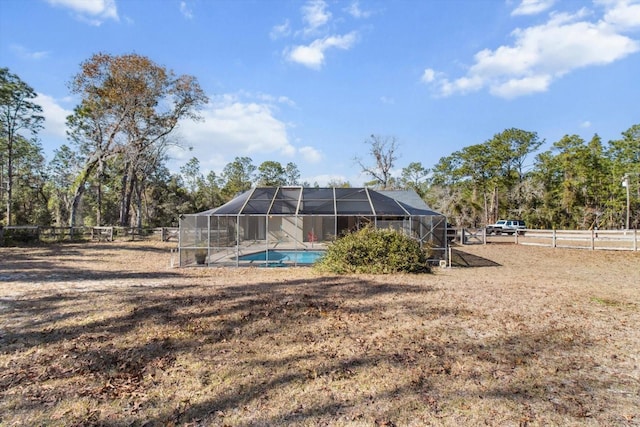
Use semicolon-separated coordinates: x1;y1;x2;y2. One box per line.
246;216;266;240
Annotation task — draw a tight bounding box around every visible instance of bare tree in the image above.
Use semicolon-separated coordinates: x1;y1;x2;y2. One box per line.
355;134;399;189
66;53;208;227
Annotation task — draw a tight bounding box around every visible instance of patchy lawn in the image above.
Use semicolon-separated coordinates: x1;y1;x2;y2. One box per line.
0;242;639;426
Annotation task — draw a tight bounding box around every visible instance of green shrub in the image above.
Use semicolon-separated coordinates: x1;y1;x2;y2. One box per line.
315;226;431;274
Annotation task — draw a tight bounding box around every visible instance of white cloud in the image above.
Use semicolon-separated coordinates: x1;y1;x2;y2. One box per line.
424;1;640;98
179;99;294;157
46;0;119;25
286;32;358;69
249;91;297;107
581;120;592;128
276;0;362;69
299;146;323;163
277;95;297;107
270;19;291;40
438;75;485;97
421;68;436;83
10;44;50;60
170;92;330;170
489;75;552;98
180;1;193;19
600;0;640;30
347;1;372;19
169;93;326;174
35;93;71;139
512;0;556;16
302;0;331;34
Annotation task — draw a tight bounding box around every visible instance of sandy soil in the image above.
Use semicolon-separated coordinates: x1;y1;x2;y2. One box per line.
0;241;639;426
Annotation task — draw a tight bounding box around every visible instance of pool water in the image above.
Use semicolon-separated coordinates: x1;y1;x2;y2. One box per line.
238;250;325;264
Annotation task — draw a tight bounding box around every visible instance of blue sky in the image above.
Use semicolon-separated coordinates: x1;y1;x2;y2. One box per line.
1;0;639;185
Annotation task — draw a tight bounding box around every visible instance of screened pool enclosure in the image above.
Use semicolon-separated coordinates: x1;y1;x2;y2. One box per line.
178;187;447;267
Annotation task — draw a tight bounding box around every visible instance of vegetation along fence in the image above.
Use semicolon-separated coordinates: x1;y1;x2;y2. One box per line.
0;226;179;245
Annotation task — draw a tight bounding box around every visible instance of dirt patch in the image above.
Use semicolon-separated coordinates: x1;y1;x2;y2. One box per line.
1;242;639;426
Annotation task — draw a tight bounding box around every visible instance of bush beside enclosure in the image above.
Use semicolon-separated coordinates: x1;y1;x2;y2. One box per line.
315;226;431;274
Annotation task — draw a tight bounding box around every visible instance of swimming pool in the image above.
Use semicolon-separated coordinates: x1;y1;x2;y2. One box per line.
238;250;326;265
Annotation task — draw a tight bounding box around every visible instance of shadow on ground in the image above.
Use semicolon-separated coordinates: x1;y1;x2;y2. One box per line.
450;247;501;267
0;243;179;283
2;244;635;426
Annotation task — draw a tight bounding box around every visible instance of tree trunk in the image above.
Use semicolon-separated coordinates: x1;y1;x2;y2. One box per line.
120;170;137;227
6;144;12;226
135;179;143;229
96;181;102;226
69;182;85;230
119;165;130;226
490;186;499;223
483;191;489;226
5;179;10;226
68;151;101;229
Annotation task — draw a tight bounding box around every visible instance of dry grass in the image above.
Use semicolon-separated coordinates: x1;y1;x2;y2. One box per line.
1;242;639;426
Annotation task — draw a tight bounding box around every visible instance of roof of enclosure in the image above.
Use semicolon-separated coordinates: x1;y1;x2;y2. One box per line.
194;187;443;217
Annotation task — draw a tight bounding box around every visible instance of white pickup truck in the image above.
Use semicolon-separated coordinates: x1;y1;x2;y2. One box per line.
486;219;526;235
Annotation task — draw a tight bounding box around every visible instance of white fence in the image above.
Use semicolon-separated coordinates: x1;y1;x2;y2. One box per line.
452;228;639;251
516;229;638;251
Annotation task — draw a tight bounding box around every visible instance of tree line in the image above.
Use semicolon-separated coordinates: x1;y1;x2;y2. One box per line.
353;128;639;230
424;127;639;229
1;54;639;230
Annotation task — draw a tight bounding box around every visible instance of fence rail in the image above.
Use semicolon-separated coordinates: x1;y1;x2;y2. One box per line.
517;229;638;251
451;227;638;252
0;226;179;245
